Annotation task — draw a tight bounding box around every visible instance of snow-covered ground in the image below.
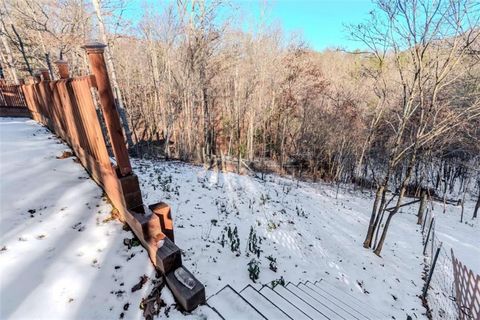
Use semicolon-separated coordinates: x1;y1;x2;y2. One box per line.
430;202;479;273
0;118;212;320
132;158;475;320
1;118;478;319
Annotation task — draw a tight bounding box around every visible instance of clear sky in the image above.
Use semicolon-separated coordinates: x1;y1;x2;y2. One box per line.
123;0;376;51
236;0;375;51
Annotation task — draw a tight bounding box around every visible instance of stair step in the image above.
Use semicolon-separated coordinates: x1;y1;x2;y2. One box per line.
240;285;291;320
208;285;266;320
298;283;358;319
273;283;329;319
313;280;385;319
286;283;343;319
201;305;225;319
259;286;312;320
305;282;370;320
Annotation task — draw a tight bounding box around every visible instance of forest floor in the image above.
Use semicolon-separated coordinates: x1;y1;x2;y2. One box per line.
1;118;478;319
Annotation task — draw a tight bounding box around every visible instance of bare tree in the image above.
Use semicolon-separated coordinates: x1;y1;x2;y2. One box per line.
351;0;480;256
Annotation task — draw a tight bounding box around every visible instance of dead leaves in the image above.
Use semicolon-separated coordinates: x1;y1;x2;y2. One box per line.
139;278;166;320
131;275;148;293
56;151;73;159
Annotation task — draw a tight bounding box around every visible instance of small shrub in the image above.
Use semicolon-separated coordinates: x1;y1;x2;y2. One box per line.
123;237;141;249
266;255;277;272
220;233;225;248
220;226;240;256
247;226;262;258
259;193;270;205
218;201;227;215
296;206;307;217
248;259;260;283
267;220;278;231
271;276;285;288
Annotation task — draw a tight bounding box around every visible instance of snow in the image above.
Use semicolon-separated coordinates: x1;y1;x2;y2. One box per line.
1;117;478;319
0;118;211;319
258;285;310;320
133;158;479;319
239;285;290;319
208;286;264;319
430;203;479;273
134;159;422;318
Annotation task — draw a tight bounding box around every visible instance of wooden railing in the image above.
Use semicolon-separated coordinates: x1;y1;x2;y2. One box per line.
0;43;205;311
452;250;480;320
21;56;140;217
0;82;27;107
0;81;29;117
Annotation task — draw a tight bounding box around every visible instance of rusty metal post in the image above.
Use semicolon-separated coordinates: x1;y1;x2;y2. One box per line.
423;217;434;255
39;68;50;81
422;244;442;298
55;60;70;79
83;42;132;176
422;209;429;233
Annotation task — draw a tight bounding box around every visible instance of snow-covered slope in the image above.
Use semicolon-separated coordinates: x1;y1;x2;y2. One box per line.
1;118;477;319
432;204;479;273
133;159;443;319
0;118;213;319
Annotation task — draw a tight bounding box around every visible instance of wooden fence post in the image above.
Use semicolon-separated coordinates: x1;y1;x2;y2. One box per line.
39;68;50;81
83;42;132;177
55;60;69;79
417;189;427;225
33;72;42;83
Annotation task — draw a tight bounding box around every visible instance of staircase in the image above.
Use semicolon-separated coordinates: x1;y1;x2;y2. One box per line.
205;279;386;320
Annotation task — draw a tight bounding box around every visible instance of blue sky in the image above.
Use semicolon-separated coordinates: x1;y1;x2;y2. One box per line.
123;0;375;51
236;0;375;50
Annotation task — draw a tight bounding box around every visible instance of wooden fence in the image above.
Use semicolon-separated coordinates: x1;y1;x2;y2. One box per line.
0;81;29;117
452;249;480;320
0;43;204;311
21;58;142;220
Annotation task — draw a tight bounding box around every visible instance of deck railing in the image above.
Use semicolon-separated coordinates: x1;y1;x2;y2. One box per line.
19;46;141;215
0;81;29;117
0;43;205;311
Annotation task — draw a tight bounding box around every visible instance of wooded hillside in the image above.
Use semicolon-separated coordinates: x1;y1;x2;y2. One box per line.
1;0;479;255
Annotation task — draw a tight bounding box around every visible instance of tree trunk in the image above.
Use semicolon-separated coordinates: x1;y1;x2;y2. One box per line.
373;210;395;256
0;31;18;83
363;185;384;248
459;178;470;223
474;182;480;219
369;183;390;247
374;151;417;256
11;24;32;76
417;189;427;225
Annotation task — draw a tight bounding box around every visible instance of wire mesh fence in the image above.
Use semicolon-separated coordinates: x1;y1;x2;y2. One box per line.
421;210;458;319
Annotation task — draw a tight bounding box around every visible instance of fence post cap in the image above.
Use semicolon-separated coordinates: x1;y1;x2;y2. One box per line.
83;41;107;53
